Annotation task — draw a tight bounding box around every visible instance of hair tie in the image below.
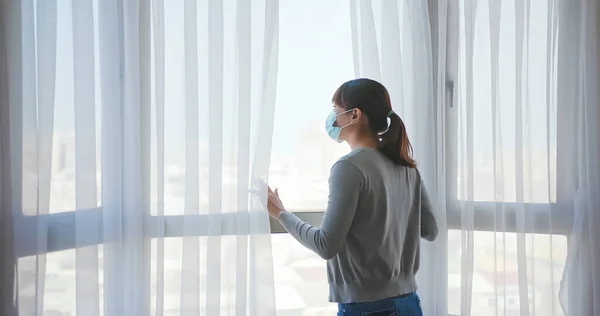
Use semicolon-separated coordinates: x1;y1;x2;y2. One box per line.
387;109;395;117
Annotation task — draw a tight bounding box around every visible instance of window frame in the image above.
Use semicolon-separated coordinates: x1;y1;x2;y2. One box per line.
441;0;573;236
15;210;267;257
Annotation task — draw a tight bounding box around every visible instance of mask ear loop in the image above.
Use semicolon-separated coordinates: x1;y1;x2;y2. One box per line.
335;108;355;129
335;108;354;117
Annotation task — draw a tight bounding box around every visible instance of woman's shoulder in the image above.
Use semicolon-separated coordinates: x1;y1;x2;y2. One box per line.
339;150;423;179
337;147;380;162
334;148;390;174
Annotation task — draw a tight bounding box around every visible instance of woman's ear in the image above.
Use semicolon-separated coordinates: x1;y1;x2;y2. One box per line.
351;108;361;123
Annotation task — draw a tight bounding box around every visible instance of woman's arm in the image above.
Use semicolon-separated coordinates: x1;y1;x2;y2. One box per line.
277;160;363;260
420;181;438;241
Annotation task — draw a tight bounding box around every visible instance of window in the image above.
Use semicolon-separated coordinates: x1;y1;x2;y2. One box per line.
13;0;104;258
12;0;280;314
9;0;571;314
269;1;571;315
444;0;571;235
445;1;568;314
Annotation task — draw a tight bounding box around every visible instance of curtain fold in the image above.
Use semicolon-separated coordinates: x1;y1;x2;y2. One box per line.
99;0;127;314
72;1;100;314
3;0;279;315
0;1;17;314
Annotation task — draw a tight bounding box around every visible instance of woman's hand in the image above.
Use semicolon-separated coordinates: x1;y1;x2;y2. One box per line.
267;186;285;219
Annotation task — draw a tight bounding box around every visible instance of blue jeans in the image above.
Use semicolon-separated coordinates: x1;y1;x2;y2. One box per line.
337;292;423;316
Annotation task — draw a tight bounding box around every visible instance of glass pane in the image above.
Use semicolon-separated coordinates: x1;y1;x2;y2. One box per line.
148;0;278;216
18;246;104;316
151;236;279;315
267;0;353;212
455;0;557;203
448;230;566;315
272;234;337;315
20;0;104;215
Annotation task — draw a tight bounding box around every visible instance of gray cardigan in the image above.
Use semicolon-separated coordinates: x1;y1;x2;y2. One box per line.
278;147;438;303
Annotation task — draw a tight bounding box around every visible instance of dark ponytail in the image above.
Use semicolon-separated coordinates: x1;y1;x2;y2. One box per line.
380;112;416;168
332;78;416;168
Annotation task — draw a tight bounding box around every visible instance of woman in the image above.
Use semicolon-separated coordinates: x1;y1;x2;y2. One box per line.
267;78;438;316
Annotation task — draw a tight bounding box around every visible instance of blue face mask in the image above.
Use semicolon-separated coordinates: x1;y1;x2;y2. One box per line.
325;109;353;143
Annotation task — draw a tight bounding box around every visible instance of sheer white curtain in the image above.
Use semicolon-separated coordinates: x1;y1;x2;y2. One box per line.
450;0;565;314
1;0;278;315
453;0;599;315
557;1;600;315
352;0;600;315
